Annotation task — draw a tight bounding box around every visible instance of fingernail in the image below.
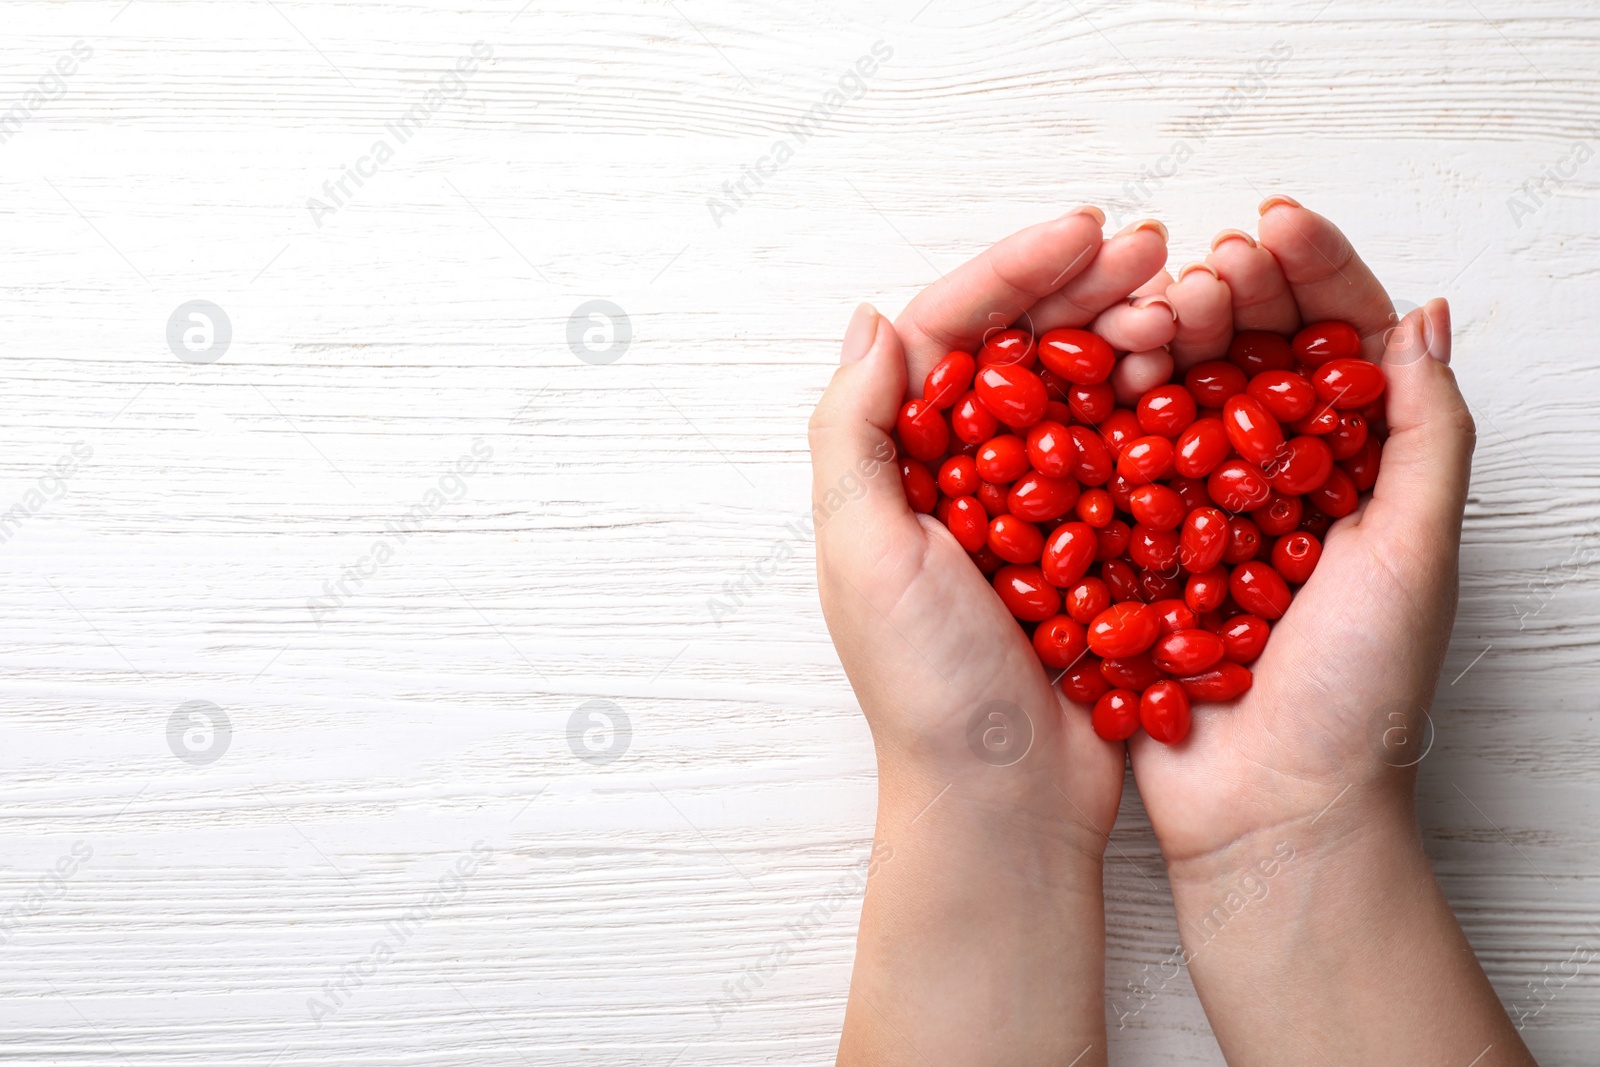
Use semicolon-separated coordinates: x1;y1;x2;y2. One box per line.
1258;194;1303;216
1423;297;1451;364
1210;228;1257;251
1060;204;1106;225
841;303;879;365
1177;262;1218;282
1116;218;1168;241
1131;295;1177;320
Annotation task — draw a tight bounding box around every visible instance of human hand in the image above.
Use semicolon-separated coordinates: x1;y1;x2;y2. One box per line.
812;211;1176;1066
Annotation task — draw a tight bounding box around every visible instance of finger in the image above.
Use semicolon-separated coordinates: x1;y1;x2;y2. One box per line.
895;207;1108;386
1088;293;1178;353
1166;262;1234;370
1110;348;1174;406
1359;299;1475;551
809;305;915;563
1029;219;1170;333
1206;227;1299;334
1255;196;1396;360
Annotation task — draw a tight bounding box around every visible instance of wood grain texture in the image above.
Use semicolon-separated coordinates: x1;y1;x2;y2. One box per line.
0;0;1597;1062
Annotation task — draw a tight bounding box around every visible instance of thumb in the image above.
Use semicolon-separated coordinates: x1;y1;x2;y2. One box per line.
807;304;915;560
1361;298;1476;549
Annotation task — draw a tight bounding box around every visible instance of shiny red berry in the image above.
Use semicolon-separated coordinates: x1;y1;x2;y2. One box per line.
1312;358;1386;409
1039;328;1115;384
1101;653;1163;691
989;513;1044;564
896;399;948;462
1229;560;1291;620
1207;459;1272;512
1150;598;1198;634
1140;681;1192;744
945;495;988;552
1094;520;1131;562
1272;531;1323;584
1064;577;1111;624
1137;385;1197;437
924;350;976;408
1222;394;1286;467
1229;330;1295;375
1264;435;1334;495
937;454;978;497
1173;418;1231;478
1219;614;1269;663
977;479;1010;517
1009;471;1079;522
1223;517;1262;565
1033;615;1089;669
1129;484;1185;530
1074;487;1114;527
975;363;1049;429
1091;688;1141;741
1327;411;1369;460
1176;661;1253;701
1251;491;1302;537
900;459;937;513
977;328;1036;368
1068;382;1115;424
1179;506;1229;572
1308;465;1359;518
1152;629;1226;674
975;435;1030;483
994;564;1059;621
1185;360;1249;407
1292;320;1361;365
1087;602;1161;658
1041;522;1097;587
1067;426;1114;486
1185;565;1229;613
950;389;1000;444
1246;369;1316;422
1025;420;1077;478
1117;435;1174;484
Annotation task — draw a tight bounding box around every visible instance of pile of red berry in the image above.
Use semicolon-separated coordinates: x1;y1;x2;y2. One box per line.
896;321;1384;746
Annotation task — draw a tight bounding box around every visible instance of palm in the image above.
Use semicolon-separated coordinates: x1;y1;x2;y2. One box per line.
1129;203;1468;866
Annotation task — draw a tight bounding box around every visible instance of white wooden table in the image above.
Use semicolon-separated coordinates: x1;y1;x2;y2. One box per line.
2;1;1596;1062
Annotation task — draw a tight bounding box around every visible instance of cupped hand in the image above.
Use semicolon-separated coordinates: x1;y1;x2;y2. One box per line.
809;211;1176;842
1130;199;1475;872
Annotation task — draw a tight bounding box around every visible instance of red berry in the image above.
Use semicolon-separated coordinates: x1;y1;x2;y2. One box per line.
1223;517;1262;565
1327;411;1369;460
1177;662;1253;701
1094;520;1131;562
1246;369;1317;422
1265;435;1334;495
1067;425;1115;485
978;328;1036;368
1033;615;1089;669
1292;320;1361;365
1219;614;1269;663
1100;410;1143;458
1272;531;1323;584
1042;522;1098;587
945;495;988;552
1173;418;1231;478
1091;688;1142;741
1087;602;1161;658
1185;360;1249;407
1074;487;1114;527
1251;491;1302;537
1341;435;1382;491
1064;577;1111;624
1168;475;1210;512
1128;484;1185;530
1117;435;1175;484
1101;653;1163;690
1150;598;1199;634
1062;658;1112;703
1025;420;1077;478
1185;565;1230;613
896;399;948;462
1039;328;1115;384
1208;459;1272;512
1140;681;1192;745
1289;404;1341;435
900;459;937;513
1308;466;1359;518
1137;385;1197;437
1068;382;1115;424
1229;560;1292;620
1312;358;1386;409
1229;330;1295;375
975;364;1049;429
994;564;1059;621
1129;523;1181;573
924;350;976;408
1152;629;1226;674
1009;471;1080;522
989;513;1045;564
937;454;978;496
1179;506;1229;572
1222;394;1286;467
977;480;1010;517
975;435;1030;483
950;389;1000;444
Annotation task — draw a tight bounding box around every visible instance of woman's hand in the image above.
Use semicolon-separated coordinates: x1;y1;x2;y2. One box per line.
813;210;1172;1066
1126;198;1534;1066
